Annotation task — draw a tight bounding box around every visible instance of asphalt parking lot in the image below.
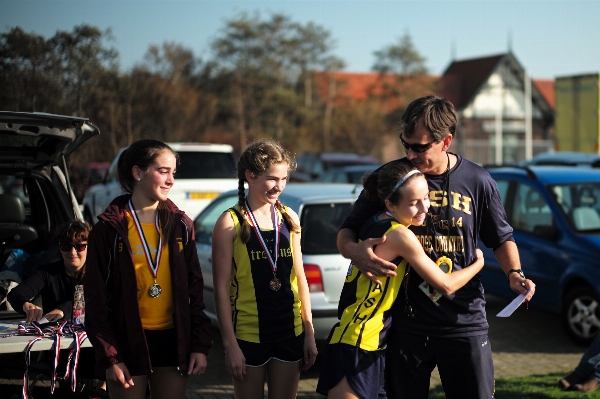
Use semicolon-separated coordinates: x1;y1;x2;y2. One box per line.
185;294;586;398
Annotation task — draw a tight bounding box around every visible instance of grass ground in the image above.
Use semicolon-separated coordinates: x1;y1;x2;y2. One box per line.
429;373;600;399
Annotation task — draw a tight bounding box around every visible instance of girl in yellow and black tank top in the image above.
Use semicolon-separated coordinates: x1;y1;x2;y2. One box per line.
212;139;318;399
317;162;486;399
329;216;408;352
227;205;303;343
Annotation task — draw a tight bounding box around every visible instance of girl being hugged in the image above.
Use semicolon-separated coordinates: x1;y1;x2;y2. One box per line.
212;139;318;399
316;162;485;399
84;139;212;399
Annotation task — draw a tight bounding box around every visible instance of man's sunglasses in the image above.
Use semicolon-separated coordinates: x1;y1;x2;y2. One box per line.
400;135;438;153
60;243;88;252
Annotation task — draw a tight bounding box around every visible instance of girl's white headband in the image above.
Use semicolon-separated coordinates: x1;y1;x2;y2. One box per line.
385;169;420;200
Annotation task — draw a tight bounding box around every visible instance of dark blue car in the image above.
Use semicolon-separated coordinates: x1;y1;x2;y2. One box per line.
480;165;600;345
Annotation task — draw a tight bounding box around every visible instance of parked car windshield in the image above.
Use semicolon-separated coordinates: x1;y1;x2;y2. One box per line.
176;152;236;179
548;182;600;232
301;202;353;255
194;195;238;245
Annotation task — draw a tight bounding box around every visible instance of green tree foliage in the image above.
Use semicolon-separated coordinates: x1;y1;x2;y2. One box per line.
132;42;216;143
371;31;433;131
210;12;340;151
0;27;59;112
50;25;119;116
0;15;432;186
372;31;428;75
293;22;334;108
0;25;121;185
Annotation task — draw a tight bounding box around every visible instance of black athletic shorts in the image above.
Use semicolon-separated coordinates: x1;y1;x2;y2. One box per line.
237;333;304;367
144;328;179;368
316;343;386;399
385;332;495;399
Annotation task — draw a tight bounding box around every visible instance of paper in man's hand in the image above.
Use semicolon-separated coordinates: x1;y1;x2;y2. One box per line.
496;288;533;317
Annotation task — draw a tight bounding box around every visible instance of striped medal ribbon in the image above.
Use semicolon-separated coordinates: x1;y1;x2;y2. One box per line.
245;199;281;291
128;199;163;298
0;320;87;399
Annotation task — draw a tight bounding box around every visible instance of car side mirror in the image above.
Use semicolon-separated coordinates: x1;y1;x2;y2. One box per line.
532;225;559;241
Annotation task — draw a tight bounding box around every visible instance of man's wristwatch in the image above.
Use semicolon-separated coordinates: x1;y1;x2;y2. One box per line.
506;268;525;281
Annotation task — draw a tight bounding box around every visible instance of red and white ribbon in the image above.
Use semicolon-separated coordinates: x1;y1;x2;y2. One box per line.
1;320;87;399
128;199;163;279
245;199;280;274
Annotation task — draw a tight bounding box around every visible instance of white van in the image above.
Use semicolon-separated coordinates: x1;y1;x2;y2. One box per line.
82;142;238;223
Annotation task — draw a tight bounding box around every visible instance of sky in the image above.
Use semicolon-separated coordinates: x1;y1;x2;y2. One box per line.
2;0;600;80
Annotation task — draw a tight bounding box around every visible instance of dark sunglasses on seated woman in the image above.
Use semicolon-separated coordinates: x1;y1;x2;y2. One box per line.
400;135;438;153
60;243;88;252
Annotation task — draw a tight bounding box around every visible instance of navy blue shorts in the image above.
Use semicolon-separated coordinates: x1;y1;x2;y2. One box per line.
144;328;178;368
237;333;304;367
316;343;386;399
386;332;495;399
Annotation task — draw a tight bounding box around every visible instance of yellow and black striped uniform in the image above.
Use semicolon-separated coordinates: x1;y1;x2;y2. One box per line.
328;213;408;351
228;205;303;343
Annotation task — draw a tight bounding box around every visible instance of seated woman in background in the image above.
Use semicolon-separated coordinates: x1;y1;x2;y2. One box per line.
7;220;105;392
8;220;90;323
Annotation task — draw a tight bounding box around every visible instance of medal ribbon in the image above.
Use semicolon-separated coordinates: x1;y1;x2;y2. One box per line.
0;320;87;399
50;330;61;393
60;329;88;392
128;199;163;280
245;199;280;274
22;335;43;399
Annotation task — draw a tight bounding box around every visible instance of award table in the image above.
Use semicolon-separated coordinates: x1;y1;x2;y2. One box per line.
0;320;91;354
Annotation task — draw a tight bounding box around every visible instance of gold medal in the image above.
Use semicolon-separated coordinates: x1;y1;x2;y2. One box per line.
270;277;281;291
149;283;162;298
436;256;453;274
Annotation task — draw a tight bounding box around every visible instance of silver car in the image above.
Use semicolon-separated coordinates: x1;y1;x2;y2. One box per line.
193;183;361;341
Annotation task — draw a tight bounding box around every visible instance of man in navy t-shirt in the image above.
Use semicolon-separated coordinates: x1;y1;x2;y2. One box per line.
337;94;536;399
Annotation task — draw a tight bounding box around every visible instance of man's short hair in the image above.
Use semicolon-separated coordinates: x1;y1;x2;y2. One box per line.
400;95;457;141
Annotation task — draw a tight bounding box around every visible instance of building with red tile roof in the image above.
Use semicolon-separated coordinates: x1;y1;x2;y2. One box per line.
437;52;555;164
314;52;556;164
314;70;438;112
533;79;555;109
